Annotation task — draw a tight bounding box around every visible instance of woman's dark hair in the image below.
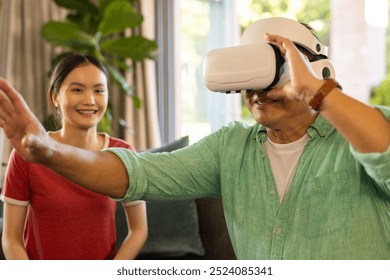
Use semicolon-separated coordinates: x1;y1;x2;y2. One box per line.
47;54;109;126
48;54;109;97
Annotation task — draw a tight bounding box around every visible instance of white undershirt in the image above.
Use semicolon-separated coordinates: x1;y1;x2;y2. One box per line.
263;134;310;203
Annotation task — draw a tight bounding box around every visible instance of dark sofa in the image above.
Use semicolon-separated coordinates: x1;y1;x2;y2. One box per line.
114;197;235;260
119;136;236;260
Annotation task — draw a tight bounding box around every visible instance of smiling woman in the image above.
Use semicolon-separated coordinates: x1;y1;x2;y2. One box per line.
0;54;148;260
49;63;109;135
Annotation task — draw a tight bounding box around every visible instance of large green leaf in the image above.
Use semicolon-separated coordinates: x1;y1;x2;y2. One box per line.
98;1;143;35
101;37;158;60
112;57;134;73
66;12;101;35
107;65;133;95
98;0;137;14
107;65;141;108
41;21;94;48
54;0;99;14
98;107;113;134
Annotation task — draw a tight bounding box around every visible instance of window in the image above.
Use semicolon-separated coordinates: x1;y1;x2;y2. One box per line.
156;0;389;144
177;0;242;144
156;0;241;144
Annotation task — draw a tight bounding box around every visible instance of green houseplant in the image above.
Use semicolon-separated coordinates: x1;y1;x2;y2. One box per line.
41;0;158;134
371;75;390;106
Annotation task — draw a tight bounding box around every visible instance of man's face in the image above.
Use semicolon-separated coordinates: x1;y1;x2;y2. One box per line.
242;89;313;130
242;45;319;130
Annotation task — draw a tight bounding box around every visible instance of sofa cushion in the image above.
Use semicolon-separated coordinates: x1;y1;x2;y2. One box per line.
116;136;205;258
139;199;204;257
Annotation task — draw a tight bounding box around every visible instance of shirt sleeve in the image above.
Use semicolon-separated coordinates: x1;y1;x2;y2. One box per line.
350;144;390;184
106;133;222;202
122;200;145;207
1;150;30;206
349;105;390;191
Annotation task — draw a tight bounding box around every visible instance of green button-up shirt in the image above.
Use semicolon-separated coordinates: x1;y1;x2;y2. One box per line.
109;107;390;259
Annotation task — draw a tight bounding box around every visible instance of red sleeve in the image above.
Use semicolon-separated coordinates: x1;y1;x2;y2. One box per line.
108;137;136;151
1;150;31;204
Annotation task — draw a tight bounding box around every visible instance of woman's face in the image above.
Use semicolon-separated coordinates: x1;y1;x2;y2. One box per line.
53;63;108;130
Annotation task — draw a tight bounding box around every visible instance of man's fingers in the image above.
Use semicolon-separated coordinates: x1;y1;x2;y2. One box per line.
266;87;284;99
0;77;29;116
0;92;14;120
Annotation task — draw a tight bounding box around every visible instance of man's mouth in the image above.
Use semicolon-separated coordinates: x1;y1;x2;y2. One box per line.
254;98;277;105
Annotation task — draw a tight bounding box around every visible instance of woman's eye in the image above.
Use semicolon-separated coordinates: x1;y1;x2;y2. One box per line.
95;89;105;94
71;88;82;93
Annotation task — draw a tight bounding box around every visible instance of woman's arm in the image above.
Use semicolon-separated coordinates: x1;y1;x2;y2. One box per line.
113;201;148;260
2;203;29;259
0;78;129;198
265;34;390;153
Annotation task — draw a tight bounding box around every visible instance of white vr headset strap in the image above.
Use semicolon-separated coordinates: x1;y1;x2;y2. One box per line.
309;59;336;80
275;58;335;88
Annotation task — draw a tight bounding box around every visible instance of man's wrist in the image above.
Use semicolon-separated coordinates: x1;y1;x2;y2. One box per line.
309;78;340;111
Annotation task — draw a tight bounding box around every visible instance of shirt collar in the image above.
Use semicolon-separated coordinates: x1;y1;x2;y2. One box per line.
254;114;333;143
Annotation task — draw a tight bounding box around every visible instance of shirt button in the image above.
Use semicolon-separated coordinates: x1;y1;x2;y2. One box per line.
275;228;283;235
270;190;275;196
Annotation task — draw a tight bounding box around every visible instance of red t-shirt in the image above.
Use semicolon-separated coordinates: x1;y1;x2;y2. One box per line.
1;135;134;260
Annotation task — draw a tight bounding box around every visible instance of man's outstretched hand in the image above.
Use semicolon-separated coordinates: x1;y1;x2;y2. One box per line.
0;78;55;163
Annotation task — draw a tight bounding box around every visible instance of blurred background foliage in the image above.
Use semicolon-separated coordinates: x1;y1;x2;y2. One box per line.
40;0;158;133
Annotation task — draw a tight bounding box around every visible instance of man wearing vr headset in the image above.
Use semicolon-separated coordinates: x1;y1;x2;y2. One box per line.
0;18;389;260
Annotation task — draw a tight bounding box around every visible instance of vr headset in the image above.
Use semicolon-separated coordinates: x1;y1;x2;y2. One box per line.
203;17;336;93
